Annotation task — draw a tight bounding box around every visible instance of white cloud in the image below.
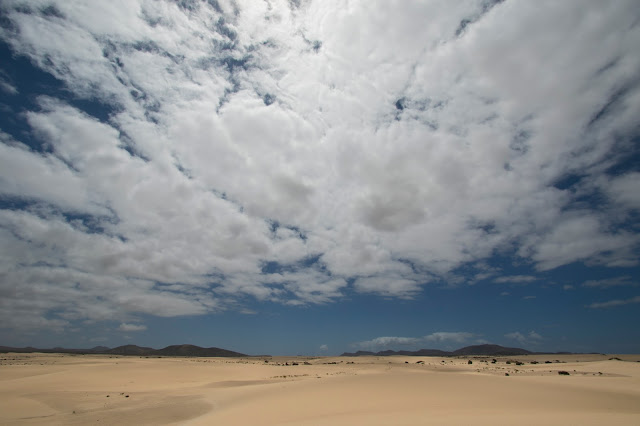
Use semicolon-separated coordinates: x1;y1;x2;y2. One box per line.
355;336;422;350
353;276;422;299
505;330;543;345
528;331;542;340
424;332;474;344
354;332;474;350
0;73;18;95
319;344;328;351
0;0;639;331
582;276;635;288
118;323;147;332
493;275;537;284
505;332;525;343
606;173;640;210
587;296;640;309
526;214;638;271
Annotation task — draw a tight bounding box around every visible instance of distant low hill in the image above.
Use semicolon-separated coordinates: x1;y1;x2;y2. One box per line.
0;343;560;358
452;344;531;356
152;344;246;357
0;345;108;355
0;344;247;357
107;344;156;356
342;344;533;357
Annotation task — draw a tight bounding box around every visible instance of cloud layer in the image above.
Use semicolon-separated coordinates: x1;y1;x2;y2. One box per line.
1;0;639;332
587;296;640;309
354;332;476;350
504;331;543;345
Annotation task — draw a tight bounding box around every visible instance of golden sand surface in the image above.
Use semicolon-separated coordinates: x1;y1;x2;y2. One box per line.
1;353;639;425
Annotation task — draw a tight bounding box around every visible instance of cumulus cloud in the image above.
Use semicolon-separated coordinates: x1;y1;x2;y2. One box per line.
493;275;537;284
118;323;147;332
353;276;422;299
605;173;640;210
355;336;422;350
0;72;17;95
0;0;639;332
354;332;474;350
424;332;474;343
587;296;640;309
504;331;543;345
582;276;636;288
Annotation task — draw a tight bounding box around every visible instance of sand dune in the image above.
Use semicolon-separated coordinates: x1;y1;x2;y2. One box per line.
1;353;639;425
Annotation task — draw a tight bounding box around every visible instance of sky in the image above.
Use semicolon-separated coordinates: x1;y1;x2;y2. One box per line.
0;0;639;356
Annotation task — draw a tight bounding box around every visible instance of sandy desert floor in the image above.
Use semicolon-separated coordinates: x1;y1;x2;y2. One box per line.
1;352;639;425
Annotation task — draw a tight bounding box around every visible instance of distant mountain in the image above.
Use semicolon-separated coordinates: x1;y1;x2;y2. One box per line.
341;344;533;357
0;346;30;353
0;344;247;357
0;345;110;354
0;343;551;358
108;345;155;355
342;350;376;356
376;349;451;356
412;348;452;356
452;344;531;356
154;344;246;357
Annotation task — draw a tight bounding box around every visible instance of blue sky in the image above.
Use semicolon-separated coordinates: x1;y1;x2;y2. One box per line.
0;0;639;355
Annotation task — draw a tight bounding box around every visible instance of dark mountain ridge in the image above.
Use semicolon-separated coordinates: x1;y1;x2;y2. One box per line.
1;343;566;357
152;344;246;357
108;344;156;355
452;344;532;356
342;344;536;357
0;344;247;357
